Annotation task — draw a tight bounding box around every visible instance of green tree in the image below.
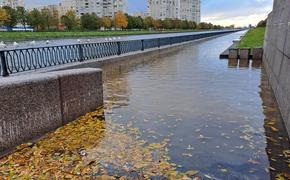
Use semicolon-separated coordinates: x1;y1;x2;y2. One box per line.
2;6;17;28
181;20;189;29
188;21;197;29
257;19;267;27
162;18;173;29
16;7;28;30
143;16;154;29
27;9;44;31
41;8;58;30
61;10;79;30
153;19;162;30
81;13;101;30
172;19;181;29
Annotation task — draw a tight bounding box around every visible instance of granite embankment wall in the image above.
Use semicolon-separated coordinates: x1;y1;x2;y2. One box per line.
263;0;290;135
0;68;103;154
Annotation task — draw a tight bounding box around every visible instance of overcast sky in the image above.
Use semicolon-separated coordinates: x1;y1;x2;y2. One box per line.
25;0;274;27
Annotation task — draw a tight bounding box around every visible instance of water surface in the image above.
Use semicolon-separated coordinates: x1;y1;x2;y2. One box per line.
102;31;290;179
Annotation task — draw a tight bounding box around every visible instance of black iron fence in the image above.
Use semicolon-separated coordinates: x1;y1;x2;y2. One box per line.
0;30;239;76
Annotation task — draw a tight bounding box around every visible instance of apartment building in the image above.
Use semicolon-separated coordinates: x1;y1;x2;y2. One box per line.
0;0;24;8
59;0;127;17
147;0;180;20
59;0;77;16
147;0;200;23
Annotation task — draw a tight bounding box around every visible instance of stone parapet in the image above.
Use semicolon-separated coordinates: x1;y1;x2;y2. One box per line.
0;68;103;154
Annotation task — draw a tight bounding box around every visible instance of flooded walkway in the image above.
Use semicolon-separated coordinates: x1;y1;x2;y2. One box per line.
1;32;290;179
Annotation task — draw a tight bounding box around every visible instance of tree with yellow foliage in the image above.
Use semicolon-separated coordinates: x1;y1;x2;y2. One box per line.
102;17;112;29
115;11;128;29
0;8;9;26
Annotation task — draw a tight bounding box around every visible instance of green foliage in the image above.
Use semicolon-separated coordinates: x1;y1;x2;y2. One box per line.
2;6;18;27
143;16;154;29
126;14;144;29
257;19;267;27
16;7;28;29
27;9;43;31
61;10;79;30
41;8;58;30
238;27;266;48
80;13;102;30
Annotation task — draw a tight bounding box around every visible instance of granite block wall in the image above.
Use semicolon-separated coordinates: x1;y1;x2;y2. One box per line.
0;68;103;154
263;0;290;135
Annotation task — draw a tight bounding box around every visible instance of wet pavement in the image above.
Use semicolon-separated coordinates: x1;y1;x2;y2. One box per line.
0;31;289;179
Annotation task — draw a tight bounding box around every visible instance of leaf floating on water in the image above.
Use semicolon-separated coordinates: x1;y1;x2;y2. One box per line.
182;153;193;157
185;170;199;176
248;158;261;164
220;168;228;173
204;174;213;179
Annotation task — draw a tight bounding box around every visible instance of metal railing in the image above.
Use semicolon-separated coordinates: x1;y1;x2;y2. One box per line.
0;30;239;76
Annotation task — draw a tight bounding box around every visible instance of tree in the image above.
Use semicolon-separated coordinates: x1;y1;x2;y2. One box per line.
16;7;28;30
2;6;17;28
181;20;189;29
162;18;174;29
61;10;79;30
153;19;162;30
80;13;101;30
0;8;9;26
115;11;128;29
143;16;154;29
188;21;197;29
102;16;112;29
41;8;59;30
257;19;267;27
173;18;181;29
27;9;44;31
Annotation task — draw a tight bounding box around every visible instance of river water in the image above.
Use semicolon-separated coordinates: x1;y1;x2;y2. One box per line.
101;31;290;179
0;31;289;179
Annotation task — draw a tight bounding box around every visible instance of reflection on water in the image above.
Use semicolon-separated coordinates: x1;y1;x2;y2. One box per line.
0;32;289;179
102;31;290;179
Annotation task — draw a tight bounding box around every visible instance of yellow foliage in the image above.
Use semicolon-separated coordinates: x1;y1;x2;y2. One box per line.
102;17;112;29
0;108;199;179
0;8;9;26
115;11;128;29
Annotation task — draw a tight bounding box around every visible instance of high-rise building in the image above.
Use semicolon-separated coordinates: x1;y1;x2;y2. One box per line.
37;5;60;20
75;0;103;16
59;0;77;16
147;0;200;23
180;0;200;23
0;0;24;8
61;0;127;17
147;0;180;20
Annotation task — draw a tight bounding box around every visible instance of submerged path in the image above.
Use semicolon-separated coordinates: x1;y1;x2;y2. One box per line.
1;31;289;179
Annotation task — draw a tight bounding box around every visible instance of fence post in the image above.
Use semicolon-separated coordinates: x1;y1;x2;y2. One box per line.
0;51;9;77
158;38;160;48
141;40;144;51
78;44;84;62
117;42;121;55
